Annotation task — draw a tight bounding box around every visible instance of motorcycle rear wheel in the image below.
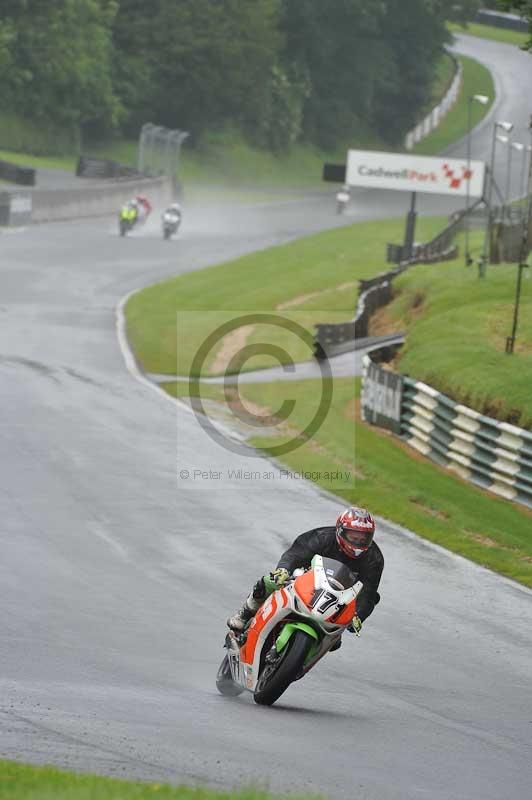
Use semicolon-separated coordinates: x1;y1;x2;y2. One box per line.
254;630;313;706
216;654;244;697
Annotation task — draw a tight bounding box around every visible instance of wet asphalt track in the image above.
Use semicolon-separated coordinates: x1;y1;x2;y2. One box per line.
1;34;532;800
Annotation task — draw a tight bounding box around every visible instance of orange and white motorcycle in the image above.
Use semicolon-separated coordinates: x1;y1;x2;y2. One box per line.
216;555;363;706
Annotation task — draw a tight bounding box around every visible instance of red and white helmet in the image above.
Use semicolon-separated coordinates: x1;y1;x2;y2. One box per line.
336;507;375;558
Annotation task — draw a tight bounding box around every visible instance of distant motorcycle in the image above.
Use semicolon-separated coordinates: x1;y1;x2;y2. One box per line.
336;187;350;215
162;206;182;240
216;555;363;706
119;204;138;237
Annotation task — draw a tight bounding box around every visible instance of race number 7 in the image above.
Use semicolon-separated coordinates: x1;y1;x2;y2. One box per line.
309;590;337;614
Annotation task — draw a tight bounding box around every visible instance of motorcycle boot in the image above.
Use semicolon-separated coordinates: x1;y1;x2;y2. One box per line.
227;593;261;632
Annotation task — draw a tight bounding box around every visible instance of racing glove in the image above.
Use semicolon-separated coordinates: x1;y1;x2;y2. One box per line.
263;567;290;593
348;615;362;636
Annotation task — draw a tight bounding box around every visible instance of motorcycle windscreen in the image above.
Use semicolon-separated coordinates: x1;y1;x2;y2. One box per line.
321;557;357;589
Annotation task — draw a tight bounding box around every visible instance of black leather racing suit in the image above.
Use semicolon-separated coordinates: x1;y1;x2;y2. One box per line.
253;526;384;622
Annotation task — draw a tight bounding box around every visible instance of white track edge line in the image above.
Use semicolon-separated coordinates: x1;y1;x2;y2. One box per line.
116;287;247;444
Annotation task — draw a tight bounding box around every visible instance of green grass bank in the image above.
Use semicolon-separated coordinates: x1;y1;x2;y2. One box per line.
0;760;314;800
448;20;529;47
125;216;446;376
370;249;532;429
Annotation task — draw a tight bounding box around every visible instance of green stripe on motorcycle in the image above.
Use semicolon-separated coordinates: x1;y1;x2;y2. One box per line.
275;622;319;653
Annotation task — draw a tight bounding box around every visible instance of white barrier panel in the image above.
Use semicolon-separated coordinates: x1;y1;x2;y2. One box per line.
346;150;485;198
405;59;463;150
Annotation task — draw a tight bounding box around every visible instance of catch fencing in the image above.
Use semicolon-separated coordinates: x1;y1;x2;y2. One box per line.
362;355;532;509
137;123;188;185
405;54;462;151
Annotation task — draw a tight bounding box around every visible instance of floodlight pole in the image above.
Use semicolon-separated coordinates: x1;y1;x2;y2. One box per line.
506;115;532;354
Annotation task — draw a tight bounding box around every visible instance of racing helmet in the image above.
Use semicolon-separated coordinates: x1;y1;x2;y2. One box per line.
336;507;375;558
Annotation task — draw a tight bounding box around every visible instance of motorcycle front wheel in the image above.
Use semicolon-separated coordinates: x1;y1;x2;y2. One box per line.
254;629;313;706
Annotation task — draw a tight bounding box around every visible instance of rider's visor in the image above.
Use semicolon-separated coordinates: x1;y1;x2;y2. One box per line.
340;528;372;548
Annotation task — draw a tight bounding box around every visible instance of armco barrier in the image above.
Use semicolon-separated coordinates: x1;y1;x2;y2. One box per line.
314;274;398;358
28;175;173;223
405;53;462;150
314;206;468;358
362;354;532;509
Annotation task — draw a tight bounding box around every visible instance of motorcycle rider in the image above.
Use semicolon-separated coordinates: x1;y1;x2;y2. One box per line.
228;507;383;637
120;199;138;224
162;201;182;225
129;195;151;223
336;184;350;213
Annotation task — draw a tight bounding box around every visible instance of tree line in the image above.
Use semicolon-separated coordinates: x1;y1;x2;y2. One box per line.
0;0;482;153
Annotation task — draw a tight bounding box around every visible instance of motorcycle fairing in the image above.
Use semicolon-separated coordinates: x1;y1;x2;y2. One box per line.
228;556;363;693
238;588;293;690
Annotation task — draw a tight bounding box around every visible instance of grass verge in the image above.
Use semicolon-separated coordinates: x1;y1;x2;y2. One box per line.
0;760;312;800
412;55;495;155
125;216;446;376
0;149;76;172
448;21;529;47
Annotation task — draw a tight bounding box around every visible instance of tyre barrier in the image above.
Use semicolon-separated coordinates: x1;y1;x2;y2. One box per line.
0;159;36;186
76;155;141;180
362;354;532;509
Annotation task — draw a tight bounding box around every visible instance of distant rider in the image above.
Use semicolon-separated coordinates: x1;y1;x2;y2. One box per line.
162;201;182;225
120;199;138;223
336;184;350;214
227;507;383;638
134;195;152;222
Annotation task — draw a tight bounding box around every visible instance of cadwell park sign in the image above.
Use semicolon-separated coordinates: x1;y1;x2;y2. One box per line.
346;150;486;198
